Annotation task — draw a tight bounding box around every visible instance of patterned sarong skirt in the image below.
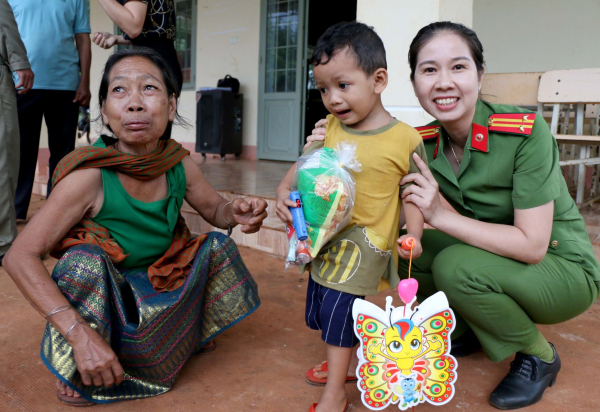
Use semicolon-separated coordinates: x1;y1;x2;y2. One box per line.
40;232;260;403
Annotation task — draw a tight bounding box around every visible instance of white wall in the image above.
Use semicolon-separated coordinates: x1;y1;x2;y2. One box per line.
357;0;473;126
193;0;261;147
473;0;600;74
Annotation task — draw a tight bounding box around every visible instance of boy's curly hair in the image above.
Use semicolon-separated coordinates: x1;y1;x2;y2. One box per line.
311;21;387;76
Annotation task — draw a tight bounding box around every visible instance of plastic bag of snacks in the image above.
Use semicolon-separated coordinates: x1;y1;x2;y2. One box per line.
286;142;362;268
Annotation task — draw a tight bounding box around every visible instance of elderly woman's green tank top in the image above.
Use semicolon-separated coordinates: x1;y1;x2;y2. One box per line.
91;158;187;269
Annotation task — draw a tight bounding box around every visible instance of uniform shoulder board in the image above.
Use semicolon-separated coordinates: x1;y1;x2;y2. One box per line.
488;113;536;136
415;125;440;140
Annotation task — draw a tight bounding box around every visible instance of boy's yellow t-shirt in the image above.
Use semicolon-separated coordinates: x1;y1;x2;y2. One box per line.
303;114;426;296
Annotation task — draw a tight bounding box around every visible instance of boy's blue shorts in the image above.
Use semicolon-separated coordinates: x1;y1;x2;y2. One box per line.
305;275;364;348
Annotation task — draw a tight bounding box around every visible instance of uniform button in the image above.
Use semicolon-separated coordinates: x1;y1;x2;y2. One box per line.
488;118;494;127
434;127;440;134
551;240;559;247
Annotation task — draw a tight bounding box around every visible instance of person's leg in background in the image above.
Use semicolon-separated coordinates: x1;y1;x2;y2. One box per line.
43;90;78;196
0;65;21;264
14;89;44;220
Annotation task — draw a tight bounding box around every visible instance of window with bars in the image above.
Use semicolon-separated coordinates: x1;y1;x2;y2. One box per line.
265;0;299;93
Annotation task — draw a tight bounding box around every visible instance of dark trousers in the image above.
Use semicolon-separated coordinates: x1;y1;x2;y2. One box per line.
15;90;78;219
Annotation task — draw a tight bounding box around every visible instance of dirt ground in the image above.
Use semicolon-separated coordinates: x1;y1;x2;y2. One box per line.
1;195;599;412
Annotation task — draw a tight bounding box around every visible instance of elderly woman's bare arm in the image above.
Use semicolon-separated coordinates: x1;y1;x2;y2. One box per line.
4;169;125;388
182;156;268;234
5;169;101;318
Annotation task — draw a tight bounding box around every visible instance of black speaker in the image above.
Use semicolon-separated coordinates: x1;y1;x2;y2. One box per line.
196;90;243;160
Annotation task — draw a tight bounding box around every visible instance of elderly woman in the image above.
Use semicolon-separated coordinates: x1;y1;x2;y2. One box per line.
306;22;599;410
4;47;267;406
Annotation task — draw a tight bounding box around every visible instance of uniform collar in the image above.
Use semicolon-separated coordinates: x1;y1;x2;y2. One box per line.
469;99;493;154
430;100;493;160
428;100;492;183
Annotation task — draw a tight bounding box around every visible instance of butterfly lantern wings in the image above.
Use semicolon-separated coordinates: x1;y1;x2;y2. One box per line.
353;292;458;410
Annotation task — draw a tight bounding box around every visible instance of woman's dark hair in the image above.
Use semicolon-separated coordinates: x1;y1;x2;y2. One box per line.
408;21;485;81
97;46;189;139
311;21;387;76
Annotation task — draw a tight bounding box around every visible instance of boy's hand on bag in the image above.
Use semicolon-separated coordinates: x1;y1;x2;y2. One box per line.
397;234;423;260
275;189;296;225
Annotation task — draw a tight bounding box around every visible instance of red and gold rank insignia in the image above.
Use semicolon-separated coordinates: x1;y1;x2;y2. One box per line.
488;113;536;136
415;125;441;140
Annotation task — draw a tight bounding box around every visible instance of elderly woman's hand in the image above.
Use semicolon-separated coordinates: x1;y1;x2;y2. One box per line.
400;153;446;226
303;118;328;151
68;323;125;388
231;197;268;233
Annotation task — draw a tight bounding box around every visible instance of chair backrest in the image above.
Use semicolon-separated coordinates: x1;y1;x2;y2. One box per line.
538;68;600;208
481;72;542;107
538;68;600;104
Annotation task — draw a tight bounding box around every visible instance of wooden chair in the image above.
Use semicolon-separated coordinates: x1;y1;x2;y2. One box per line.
537;68;600;207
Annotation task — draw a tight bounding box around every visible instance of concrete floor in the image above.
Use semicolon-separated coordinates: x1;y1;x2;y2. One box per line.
1;195;599;412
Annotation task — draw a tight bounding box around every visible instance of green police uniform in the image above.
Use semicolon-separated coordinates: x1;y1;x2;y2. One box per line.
399;100;600;362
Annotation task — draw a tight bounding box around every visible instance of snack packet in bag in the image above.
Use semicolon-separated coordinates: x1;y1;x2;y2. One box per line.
285;142;362;268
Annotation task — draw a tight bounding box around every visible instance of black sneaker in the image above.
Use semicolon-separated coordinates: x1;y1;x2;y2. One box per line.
450;329;482;358
489;343;560;410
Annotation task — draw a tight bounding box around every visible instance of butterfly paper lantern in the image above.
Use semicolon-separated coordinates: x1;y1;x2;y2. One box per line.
352;290;458;410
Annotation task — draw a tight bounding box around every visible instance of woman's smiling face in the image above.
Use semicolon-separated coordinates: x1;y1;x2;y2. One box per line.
101;56;176;148
412;32;483;136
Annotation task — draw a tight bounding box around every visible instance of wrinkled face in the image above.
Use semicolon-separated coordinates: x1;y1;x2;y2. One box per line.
412;32;483;133
384;325;423;358
313;47;384;129
401;378;416;391
101;56;176;147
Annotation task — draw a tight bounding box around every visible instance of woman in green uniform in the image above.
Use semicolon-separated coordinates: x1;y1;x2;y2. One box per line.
306;21;599;411
397;22;600;410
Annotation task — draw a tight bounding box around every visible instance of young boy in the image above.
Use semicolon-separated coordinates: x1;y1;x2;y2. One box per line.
275;22;426;412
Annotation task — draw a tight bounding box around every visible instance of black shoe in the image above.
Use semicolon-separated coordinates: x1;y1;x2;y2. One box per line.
450;329;482;358
489;343;560;410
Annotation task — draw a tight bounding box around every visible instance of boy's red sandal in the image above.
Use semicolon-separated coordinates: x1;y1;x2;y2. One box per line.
306;361;358;386
309;401;349;412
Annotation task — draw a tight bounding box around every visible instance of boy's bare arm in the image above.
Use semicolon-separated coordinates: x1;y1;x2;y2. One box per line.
275;163;298;225
398;200;424;259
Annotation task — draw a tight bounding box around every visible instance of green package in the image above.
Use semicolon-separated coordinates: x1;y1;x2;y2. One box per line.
297;147;350;255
